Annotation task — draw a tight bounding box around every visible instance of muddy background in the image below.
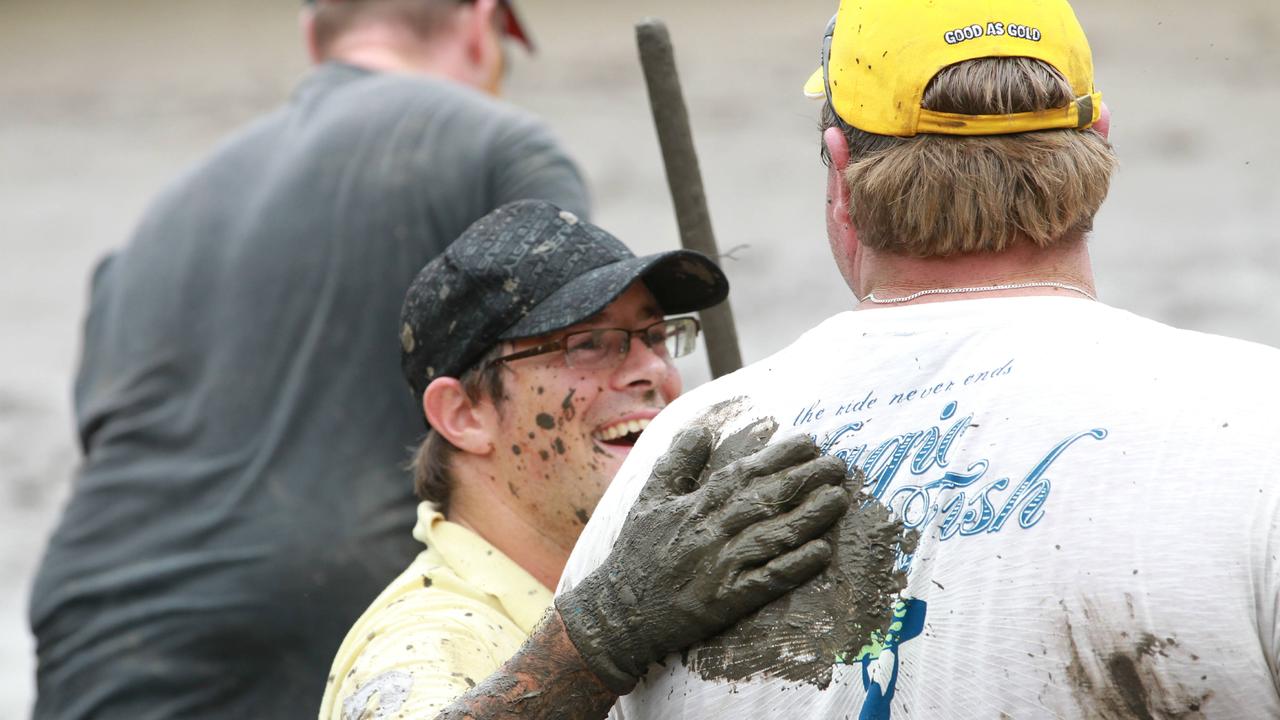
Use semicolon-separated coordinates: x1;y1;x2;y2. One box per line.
2;0;1278;714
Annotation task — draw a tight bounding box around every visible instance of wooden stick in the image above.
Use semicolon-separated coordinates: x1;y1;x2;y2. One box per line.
636;18;744;379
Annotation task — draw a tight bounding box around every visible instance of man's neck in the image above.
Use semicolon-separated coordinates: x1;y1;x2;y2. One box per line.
323;26;471;84
447;475;570;591
327;44;448;78
856;236;1096;309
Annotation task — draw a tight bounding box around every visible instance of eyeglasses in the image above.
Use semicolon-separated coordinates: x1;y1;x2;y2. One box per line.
487;317;701;371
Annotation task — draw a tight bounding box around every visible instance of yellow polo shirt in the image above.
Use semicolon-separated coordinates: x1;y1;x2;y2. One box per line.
318;503;552;720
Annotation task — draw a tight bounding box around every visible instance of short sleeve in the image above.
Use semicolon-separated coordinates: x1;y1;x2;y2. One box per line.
320;590;528;720
489;118;591;221
73;251;118;452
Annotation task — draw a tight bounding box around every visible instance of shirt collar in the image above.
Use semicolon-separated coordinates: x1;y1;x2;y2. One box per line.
412;503;552;634
291;61;374;106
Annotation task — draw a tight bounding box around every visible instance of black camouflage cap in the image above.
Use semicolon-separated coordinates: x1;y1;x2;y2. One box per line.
399;200;729;401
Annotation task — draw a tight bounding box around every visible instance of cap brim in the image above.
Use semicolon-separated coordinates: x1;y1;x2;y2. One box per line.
499;250;728;340
803;67;825;100
499;0;534;52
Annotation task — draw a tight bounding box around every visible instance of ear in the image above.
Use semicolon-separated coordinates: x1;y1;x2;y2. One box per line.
423;378;497;455
1093;101;1112;141
300;6;322;65
824;126;854;218
823;129;860;243
461;0;499;64
823;126;866;296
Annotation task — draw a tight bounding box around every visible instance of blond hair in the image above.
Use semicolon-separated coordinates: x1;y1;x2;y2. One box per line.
822;57;1118;257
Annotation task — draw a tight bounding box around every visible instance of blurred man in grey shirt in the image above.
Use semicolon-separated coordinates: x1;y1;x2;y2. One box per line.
30;2;588;718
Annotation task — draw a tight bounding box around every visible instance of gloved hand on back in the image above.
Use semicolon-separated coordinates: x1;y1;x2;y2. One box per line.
556;426;852;694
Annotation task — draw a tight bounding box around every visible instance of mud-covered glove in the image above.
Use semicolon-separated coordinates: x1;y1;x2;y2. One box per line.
556;426;851;694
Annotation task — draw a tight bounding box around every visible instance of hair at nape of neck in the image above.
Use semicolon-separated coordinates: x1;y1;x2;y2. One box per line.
822;57;1118;259
310;0;467;58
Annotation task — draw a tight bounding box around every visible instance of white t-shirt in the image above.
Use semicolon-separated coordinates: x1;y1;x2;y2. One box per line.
559;298;1280;720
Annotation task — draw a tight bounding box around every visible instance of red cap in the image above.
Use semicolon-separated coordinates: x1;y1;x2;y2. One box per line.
307;0;534;52
498;0;534;53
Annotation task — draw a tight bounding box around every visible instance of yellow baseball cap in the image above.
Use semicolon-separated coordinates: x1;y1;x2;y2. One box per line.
804;0;1102;137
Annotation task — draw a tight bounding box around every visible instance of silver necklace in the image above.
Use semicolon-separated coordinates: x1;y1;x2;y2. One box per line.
861;281;1096;305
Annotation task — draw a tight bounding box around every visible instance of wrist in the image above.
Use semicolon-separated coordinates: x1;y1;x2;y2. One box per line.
555;574;641;695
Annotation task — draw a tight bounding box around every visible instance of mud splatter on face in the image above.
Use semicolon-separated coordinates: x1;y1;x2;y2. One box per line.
575;508;591;525
511;445;521;456
492;284;684;584
679;399;917;690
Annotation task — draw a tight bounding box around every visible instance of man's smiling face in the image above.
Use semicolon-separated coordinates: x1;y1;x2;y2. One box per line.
486;281;683;551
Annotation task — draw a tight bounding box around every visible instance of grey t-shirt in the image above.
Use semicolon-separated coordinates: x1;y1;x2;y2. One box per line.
30;62;589;720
